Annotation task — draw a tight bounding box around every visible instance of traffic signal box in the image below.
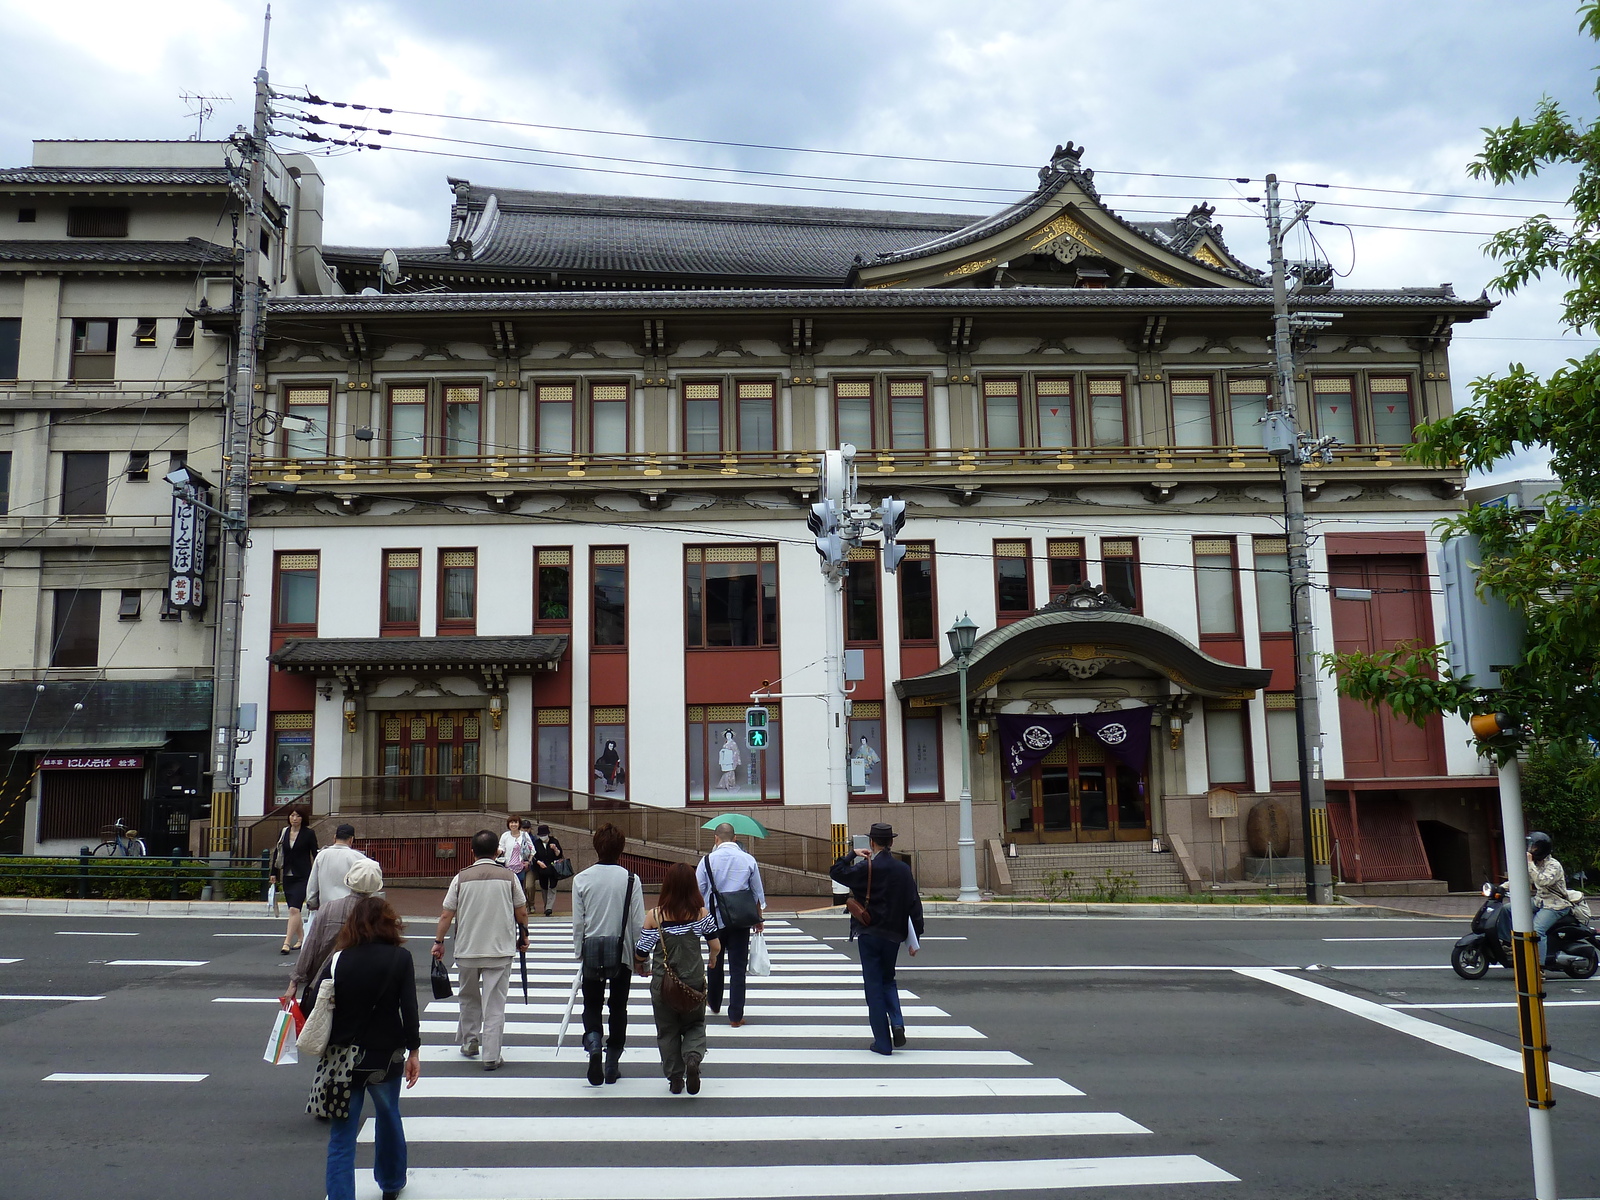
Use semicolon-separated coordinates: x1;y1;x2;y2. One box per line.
745;706;769;750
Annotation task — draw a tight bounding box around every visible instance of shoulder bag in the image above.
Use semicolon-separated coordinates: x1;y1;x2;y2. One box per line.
297;951;341;1058
553;842;575;879
581;871;635;979
704;854;760;930
654;909;709;1013
845;854;873;927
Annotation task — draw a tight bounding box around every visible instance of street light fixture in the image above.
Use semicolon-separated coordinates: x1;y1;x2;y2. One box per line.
946;612;981;903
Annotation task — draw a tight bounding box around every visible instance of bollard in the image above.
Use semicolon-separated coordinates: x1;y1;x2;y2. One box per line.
259;849;272;902
77;850;92;899
169;849;183;901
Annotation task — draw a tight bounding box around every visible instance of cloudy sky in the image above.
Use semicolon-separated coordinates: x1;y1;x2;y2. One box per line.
3;0;1595;479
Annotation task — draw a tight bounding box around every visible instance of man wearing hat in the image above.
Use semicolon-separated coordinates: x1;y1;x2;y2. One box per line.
281;857;385;1017
829;822;925;1056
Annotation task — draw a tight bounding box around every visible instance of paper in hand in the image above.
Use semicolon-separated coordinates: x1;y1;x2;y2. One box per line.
906;919;920;952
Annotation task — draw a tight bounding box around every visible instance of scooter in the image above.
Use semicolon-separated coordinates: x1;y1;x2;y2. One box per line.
1451;881;1600;980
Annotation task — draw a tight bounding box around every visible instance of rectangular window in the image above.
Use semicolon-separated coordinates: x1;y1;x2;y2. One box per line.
1265;693;1300;784
387;384;427;456
591;382;629;455
1228;377;1269;448
1036;378;1074;447
70;319;117;381
439;549;477;633
443;383;481;456
1088;378;1126;446
904;714;943;798
1313;376;1357;443
126;450;150;482
382;550;421;634
168;450;187;476
271;713;316;801
688;703;782;805
1102;538;1140;612
592;547;627;647
1170;378;1215;447
0;317;19;380
898;543;936;642
535;548;572;625
845;546;880;643
685;545;778;648
174;318;196;348
1369;376;1415;445
1204;699;1250;786
160;590;181;621
0;451;11;515
1194;537;1238;636
591;708;628;800
1253;536;1292;635
274;552;319;629
132;318;158;347
537;708;572;800
1048;538;1085;597
683;381;723;453
61;451;109;515
66;206;128;237
118;589;142;621
983;378;1022;447
537;384;575;456
848;700;886;799
995;540;1033;618
888;378;927;449
737;380;776;452
284;385;331;459
51;589;101;668
834;379;873;448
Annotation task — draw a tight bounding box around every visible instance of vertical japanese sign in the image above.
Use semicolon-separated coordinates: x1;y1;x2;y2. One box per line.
168;489;208;609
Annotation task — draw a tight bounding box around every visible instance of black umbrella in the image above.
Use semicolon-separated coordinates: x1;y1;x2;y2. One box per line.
517;921;529;1003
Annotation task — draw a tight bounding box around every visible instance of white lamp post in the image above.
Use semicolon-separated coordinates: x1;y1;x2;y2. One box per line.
946;612;981;903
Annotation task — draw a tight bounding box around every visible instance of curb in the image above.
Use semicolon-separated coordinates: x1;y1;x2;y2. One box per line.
794;900;1416;919
0;897;279;918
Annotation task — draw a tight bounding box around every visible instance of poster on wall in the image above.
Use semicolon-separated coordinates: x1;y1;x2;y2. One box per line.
592;724;627;800
272;732;314;799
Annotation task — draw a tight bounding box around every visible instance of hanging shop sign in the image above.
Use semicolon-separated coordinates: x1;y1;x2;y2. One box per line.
39;755;146;770
168;490;208;610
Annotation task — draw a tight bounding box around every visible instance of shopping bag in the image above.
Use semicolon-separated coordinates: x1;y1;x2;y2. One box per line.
267;882;278;917
747;930;772;977
264;1001;299;1065
430;956;454;1000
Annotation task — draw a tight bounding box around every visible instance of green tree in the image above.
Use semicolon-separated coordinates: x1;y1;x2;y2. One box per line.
1327;2;1600;843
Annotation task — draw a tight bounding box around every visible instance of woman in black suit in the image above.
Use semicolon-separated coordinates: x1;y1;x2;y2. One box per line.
268;807;318;953
528;823;566;917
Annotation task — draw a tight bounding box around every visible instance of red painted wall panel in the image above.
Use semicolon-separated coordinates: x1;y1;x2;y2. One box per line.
588;652;629;706
684;649;781;703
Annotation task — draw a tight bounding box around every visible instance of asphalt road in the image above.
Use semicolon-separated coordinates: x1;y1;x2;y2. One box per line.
1;907;1596;1200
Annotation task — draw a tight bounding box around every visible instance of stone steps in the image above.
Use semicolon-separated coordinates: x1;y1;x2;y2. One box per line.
1007;844;1189;897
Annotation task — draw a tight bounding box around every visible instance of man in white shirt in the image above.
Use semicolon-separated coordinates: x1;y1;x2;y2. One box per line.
304;823;366;911
433;830;529;1072
697;822;765;1026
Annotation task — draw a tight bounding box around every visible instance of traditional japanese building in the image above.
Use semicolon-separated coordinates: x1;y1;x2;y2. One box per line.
238;143;1499;892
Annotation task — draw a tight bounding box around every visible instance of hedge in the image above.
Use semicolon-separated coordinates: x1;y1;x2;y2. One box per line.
0;856;264;901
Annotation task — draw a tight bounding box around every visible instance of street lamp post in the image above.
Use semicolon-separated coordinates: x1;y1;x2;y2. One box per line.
947;613;981;903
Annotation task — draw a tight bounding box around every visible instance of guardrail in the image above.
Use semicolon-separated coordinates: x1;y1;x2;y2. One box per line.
0;851;272;902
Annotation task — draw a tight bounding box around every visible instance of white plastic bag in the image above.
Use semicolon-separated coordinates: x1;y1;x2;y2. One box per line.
264;1001;299;1065
747;930;772;977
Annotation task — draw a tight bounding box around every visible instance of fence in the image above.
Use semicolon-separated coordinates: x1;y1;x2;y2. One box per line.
0;851;271;902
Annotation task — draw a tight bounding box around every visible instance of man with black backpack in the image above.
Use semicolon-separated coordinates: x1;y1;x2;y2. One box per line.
697;822;766;1026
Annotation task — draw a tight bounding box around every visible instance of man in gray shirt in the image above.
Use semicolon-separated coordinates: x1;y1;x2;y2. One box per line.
304;823;366;912
571;822;645;1085
433;830;529;1072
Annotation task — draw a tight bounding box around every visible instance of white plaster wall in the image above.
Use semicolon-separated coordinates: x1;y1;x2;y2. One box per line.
778;541;833;811
627;532;686;808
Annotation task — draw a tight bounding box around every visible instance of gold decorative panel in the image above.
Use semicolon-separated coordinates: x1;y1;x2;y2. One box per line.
410;718;428;739
1313;377;1353;393
1037;378;1073;396
287;386;330;406
592;383;629;401
1194;538;1233;555
888;379;926;397
983;378;1020;397
537;548;571;566
383;718;401;741
462;718;480;740
704;546;760;563
1171;379;1211;394
537;384;575;402
1228;377;1269;394
592;548;626;565
737;381;775;399
1370;376;1411;393
995;541;1029;558
835;380;871;398
279;553;318;571
437;716;454;740
537;708;571;725
683;382;721;400
274;712;314;730
760;546;776;562
1088;379;1124;396
1255;537;1287;555
1049;539;1084;558
592;707;627;723
1102;539;1135;558
386;551;420;569
389;385;426;405
1265;693;1296;710
441;550;476;568
904;544;931;561
444;384;481;404
852;701;882;719
847;546;877;561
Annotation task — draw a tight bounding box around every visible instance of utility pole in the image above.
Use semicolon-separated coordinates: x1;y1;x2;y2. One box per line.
208;7;271;854
1263;174;1335;905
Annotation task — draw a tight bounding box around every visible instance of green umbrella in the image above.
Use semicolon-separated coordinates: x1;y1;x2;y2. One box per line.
700;812;769;838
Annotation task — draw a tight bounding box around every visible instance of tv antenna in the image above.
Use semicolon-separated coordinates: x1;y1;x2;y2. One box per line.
379;249;407;292
180;92;232;141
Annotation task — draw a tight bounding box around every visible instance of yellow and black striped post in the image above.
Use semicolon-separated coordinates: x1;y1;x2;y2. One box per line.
831;822;849;863
1512;930;1556;1110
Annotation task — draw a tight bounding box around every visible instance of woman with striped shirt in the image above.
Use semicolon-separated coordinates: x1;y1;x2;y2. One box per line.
634;863;721;1094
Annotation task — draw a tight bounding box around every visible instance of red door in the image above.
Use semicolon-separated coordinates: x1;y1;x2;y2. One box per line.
1329;555;1446;777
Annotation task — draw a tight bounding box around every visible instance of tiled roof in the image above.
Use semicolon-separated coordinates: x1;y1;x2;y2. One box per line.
270;636;569;671
266;284;1487;318
0;238;237;266
0;166;235;188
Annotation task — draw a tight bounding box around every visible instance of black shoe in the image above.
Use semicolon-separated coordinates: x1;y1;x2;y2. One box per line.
586;1052;603;1086
382;1190;403;1200
685;1052;702;1095
669;1072;684;1094
892;1026;906;1048
868;1042;892;1056
545;907;554;917
604;1054;622;1084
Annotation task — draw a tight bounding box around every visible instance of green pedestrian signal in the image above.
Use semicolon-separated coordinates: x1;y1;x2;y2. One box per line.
746;728;768;750
745;706;769;751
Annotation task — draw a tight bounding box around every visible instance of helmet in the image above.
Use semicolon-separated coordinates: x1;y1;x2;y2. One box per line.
1528;832;1553;861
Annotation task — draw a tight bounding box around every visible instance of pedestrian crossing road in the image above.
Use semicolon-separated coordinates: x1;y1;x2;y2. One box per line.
375;919;1237;1199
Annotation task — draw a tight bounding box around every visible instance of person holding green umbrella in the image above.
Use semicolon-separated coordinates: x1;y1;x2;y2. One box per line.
696;821;765;1026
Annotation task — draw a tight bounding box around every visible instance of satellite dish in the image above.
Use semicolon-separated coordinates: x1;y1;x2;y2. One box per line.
359;287;380;296
380;249;403;289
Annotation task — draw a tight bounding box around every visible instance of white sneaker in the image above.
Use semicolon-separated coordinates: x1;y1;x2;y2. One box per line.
461;1036;480;1058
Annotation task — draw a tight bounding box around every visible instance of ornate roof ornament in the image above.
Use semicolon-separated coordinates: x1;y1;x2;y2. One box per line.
1039;142;1091;187
1037;583;1129;614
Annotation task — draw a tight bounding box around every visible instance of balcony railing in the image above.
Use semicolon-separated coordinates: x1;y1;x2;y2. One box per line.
252;443;1426;486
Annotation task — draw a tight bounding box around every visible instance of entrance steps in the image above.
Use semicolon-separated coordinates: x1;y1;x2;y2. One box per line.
1007;842;1190;898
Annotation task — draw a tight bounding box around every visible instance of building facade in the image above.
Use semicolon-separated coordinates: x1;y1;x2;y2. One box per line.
232;145;1497;889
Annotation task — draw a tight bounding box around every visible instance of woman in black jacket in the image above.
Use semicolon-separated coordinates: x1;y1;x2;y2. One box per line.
268;807;318;954
315;896;421;1200
528;823;566;917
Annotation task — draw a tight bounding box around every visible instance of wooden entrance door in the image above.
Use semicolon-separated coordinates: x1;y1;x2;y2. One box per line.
379;710;482;808
1006;739;1149;843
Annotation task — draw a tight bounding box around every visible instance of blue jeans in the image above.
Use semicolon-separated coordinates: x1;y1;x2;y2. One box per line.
708;926;750;1021
1534;906;1564;963
326;1071;406;1200
857;932;904;1052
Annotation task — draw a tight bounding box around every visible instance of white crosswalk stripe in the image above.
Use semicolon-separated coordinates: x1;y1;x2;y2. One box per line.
380;923;1236;1199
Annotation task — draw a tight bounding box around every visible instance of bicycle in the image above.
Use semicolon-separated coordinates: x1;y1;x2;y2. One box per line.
89;821;147;858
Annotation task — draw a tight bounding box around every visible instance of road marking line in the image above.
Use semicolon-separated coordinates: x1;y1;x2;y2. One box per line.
1236;967;1600;1101
213;932;286;937
419;1020;983;1040
425;1000;948;1019
44;1081;206;1088
1388;1000;1600;1010
54;931;139;937
1317;965;1457;971
103;959;207;967
1322;936;1460;942
212;997;282;1004
0;994;103;1001
438;987;918;1002
359;1157;1234;1196
368;1111;1149;1144
416;1045;1029;1066
406;1075;1079;1100
0;958;18;964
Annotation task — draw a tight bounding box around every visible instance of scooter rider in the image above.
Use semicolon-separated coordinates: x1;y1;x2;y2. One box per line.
1527;832;1572;966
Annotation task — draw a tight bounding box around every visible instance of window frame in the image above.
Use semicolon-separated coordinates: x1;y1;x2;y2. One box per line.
591;546;628;650
1253;535;1293;638
686;702;783;806
847;700;888;801
994;539;1034;622
385;382;429;457
844;547;881;646
886;376;929;450
832;378;876;449
681;379;725;455
1086;376;1129;447
1193;536;1241;638
1169;376;1217;447
735;378;777;453
590;707;628;800
441;381;483;457
897;542;937;645
1033;376;1076;448
1203;698;1253;788
0;316;19;381
981;377;1023;448
70;318;117;382
1310;373;1359;444
535;707;573;801
1367;374;1417;446
50;589;102;668
902;710;945;801
282;383;332;459
1101;537;1142;614
1225;376;1271;448
1264;692;1301;787
117;589;142;621
535;381;577;457
381;548;422;637
60;451;110;516
684;544;779;650
66;206;129;237
588;380;632;457
437;548;478;635
1047;538;1086;599
273;551;320;632
125;450;150;482
534;546;574;629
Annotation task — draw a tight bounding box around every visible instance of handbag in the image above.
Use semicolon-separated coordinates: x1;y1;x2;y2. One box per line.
296;951;340;1058
430;956;453;1000
704;858;760;930
845;853;873;927
553;856;575;879
307;1044;360;1120
580;871;635;979
654;909;709;1013
747;929;772;977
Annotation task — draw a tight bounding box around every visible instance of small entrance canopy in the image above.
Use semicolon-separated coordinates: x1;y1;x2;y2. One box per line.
270;635;569;690
893;601;1270;706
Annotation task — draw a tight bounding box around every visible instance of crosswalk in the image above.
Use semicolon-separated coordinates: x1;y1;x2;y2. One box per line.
371;920;1236;1199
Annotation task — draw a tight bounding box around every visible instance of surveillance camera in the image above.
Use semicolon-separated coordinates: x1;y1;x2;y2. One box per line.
278;414;313;434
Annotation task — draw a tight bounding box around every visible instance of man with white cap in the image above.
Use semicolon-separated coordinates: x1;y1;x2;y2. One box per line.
282;857;386;1016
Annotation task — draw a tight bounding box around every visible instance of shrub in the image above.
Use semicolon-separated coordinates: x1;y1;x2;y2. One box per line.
0;856;264;901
